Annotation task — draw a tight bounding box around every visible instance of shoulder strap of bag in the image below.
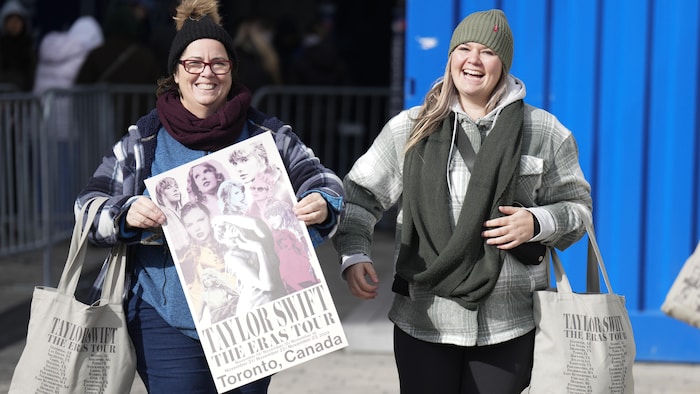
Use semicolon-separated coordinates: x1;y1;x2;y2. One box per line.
100;243;128;304
550;205;614;295
57;197;109;296
583;215;613;293
455;127;476;171
457;125;547;266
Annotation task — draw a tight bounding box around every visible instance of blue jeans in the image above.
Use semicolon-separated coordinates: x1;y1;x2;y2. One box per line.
127;294;271;394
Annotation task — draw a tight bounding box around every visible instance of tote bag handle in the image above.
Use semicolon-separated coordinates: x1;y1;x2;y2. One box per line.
56;197;119;302
550;205;614;295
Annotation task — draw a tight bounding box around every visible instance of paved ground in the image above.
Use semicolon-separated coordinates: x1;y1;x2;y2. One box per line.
1;230;699;393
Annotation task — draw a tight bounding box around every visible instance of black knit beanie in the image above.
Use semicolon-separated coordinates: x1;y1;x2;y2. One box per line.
167;14;237;74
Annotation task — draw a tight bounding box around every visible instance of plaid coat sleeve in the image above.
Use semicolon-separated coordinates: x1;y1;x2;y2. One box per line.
519;104;593;250
333;109;417;257
75;121;152;248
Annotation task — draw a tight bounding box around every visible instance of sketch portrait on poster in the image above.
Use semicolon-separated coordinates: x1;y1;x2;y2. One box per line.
144;132;348;393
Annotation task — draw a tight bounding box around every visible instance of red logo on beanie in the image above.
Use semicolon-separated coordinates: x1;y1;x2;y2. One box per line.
494;24;499;32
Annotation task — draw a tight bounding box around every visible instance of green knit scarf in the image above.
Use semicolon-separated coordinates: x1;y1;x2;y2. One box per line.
396;100;524;309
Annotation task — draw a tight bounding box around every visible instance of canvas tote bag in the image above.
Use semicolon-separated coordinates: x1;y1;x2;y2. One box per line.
661;240;700;328
9;197;136;393
528;216;636;394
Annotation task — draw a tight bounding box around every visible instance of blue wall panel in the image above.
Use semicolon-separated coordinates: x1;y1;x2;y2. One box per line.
501;0;548;108
645;1;699;308
546;2;600;292
548;1;598;162
596;0;649;310
406;0;700;362
404;0;456;108
636;0;700;362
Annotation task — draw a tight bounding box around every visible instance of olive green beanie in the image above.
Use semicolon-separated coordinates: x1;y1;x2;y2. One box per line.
448;9;513;73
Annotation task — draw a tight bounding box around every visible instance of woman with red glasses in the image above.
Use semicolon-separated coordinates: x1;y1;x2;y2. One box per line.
75;0;343;392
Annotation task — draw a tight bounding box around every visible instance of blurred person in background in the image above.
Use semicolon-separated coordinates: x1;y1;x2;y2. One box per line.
75;1;159;139
0;0;37;91
233;16;282;94
32;15;103;95
76;1;159;85
288;10;348;86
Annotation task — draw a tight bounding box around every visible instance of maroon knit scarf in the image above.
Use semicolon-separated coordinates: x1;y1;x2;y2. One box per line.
156;83;252;152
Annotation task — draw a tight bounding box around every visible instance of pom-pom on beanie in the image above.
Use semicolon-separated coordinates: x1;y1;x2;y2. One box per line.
167;0;237;74
448;9;513;73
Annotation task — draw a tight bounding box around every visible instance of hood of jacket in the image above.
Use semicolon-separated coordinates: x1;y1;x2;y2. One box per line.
451;74;527;120
33;16;104;94
496;75;527;111
68;16;104;50
38;16;104;63
0;0;30;35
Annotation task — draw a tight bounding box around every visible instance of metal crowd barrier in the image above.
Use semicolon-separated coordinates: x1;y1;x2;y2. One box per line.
0;85;156;284
1;93;43;256
252;85;394;178
0;84;394;284
40;85;156;235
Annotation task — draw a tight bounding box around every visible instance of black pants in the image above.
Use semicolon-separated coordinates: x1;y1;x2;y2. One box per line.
394;326;534;394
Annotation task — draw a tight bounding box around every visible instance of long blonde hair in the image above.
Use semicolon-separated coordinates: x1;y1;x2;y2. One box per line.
405;56;509;153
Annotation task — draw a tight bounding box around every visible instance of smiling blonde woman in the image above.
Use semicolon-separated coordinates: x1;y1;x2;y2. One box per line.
334;9;592;394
